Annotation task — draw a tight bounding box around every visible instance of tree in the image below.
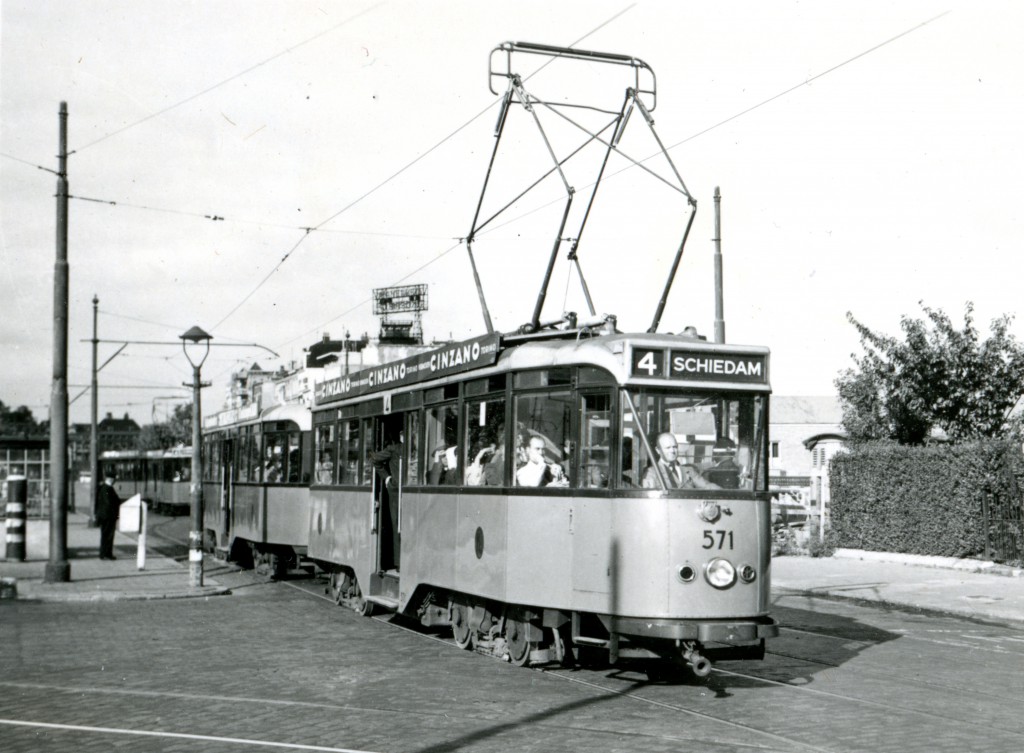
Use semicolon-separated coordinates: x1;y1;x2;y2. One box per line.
136;402;193;450
0;400;45;437
836;303;1024;444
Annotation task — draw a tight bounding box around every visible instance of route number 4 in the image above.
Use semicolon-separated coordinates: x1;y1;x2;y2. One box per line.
635;350;660;375
702;530;734;550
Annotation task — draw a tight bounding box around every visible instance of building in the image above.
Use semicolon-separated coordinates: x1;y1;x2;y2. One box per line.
769;396;846;509
0;436;49;517
96;412;141;452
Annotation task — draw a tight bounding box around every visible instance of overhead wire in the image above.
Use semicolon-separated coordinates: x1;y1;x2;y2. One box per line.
67;193;453;239
475;9;953;239
229;2;639;340
68;3;382;155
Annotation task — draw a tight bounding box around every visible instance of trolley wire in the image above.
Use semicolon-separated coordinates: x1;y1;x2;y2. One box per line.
479;9;952;239
68;3;382;156
212;3;638;333
282;7;951;344
67;193;454;240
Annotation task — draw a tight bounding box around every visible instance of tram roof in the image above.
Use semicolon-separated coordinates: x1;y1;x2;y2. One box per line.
314;330;770;408
203;401;312;432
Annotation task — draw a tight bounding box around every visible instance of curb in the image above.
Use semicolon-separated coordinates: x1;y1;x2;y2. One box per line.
832;549;1024;577
13;585;232;603
773;585;1024;628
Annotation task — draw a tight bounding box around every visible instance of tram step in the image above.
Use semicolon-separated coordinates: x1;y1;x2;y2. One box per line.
380;571;400;600
366;595;399;610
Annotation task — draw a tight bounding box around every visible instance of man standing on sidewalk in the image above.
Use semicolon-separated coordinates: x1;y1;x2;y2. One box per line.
96;473;121;560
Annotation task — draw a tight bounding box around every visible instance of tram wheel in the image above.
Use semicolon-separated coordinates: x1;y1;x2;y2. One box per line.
505;617;532;667
355;593;377;617
451;603;473;650
252;549;279;580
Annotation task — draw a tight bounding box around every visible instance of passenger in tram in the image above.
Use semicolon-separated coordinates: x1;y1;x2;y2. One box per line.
265;458;282;483
372;430;404;570
427;444;460;485
464;444;496;486
642;432;720;490
483;436;506;486
516;436;569;487
316;452;334;484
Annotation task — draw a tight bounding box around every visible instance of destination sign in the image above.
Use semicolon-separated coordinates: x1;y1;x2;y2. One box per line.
631;347;768;385
315;333;502;405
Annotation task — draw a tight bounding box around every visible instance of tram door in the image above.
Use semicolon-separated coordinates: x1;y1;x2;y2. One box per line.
372;414;406;573
220;438;234;543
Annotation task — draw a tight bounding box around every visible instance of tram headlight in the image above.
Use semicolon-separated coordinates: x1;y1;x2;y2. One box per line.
704;558;737;589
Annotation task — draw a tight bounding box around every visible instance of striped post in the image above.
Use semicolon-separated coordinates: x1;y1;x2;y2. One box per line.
5;475;27;561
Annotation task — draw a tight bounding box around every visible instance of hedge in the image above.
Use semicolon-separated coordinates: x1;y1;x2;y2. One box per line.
828;440;1022;559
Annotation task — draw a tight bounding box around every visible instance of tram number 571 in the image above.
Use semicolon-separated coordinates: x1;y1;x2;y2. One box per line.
702;530;734;550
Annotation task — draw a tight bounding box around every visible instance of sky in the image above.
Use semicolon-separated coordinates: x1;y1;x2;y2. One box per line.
2;0;1022;427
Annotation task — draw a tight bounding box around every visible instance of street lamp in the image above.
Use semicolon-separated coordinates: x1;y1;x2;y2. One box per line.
180;325;212;588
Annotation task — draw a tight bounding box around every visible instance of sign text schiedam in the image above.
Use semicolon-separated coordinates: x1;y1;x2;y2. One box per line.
315;333;501;406
631;347;768;385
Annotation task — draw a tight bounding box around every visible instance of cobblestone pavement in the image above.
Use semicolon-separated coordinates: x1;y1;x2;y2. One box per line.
3;567;1024;753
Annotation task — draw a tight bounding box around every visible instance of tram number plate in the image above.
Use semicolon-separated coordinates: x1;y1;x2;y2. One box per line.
702;530;734;550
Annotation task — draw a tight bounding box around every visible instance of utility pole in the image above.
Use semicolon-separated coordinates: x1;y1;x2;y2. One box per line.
89;295;99;527
45;101;70;583
713;186;726;344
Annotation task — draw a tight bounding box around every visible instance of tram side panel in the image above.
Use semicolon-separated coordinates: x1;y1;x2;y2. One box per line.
307;489;375;577
231;484;263;545
505;495;574;609
400;492;458;599
453;493;507;604
265;486;310;550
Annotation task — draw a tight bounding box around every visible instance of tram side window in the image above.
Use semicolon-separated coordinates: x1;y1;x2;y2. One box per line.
404;411;419;484
265;432;285;482
208;442;220;483
337;419;360;484
361;418;375;486
249;427;262;483
463;397;505;486
237;431;250;482
424;403;459;485
287;431;302;483
579;393;612;489
314;424;335;484
513;391;571;488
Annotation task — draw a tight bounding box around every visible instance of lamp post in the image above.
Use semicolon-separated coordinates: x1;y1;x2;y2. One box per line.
180;325;212;588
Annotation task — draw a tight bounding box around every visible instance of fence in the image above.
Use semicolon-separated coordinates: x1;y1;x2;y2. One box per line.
983;474;1024;563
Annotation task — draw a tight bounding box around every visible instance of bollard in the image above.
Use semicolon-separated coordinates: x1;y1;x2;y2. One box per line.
5;475;27;562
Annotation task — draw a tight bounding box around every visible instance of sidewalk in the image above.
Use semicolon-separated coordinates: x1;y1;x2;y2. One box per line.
0;511;228;602
773;548;1024;627
4;513;1022;625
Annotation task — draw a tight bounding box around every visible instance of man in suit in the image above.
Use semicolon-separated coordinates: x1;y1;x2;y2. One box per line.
642;432;720;490
96;473;122;560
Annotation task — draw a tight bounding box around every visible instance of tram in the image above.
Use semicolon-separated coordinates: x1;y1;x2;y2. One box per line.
100;447;192;515
201;402;313;578
306;327;777;674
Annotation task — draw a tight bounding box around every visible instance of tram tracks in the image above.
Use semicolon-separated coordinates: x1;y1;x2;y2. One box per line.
207;570;1024;751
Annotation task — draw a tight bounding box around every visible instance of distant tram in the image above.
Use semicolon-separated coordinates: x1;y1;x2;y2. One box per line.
100;447;192;516
201;403;312;578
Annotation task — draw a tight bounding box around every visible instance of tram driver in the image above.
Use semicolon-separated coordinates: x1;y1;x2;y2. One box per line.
516;436;569;487
642;432;720;490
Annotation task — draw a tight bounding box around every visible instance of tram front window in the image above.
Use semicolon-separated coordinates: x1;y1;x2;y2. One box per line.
621;390;767;491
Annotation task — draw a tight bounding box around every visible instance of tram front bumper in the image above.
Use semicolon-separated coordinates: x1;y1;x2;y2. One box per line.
610;616;779;643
